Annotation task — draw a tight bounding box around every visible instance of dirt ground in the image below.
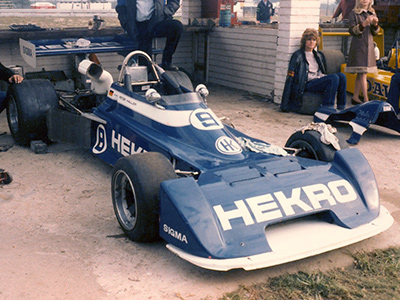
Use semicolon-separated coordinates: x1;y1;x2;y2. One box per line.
0;85;399;300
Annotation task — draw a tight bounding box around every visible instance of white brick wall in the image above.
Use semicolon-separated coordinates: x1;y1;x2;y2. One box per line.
274;0;321;103
181;0;202;25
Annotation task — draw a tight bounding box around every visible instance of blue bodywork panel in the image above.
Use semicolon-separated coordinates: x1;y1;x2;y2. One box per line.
158;149;379;259
314;100;400;144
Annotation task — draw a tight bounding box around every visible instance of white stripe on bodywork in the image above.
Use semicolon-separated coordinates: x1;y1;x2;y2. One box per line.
109;89;192;126
349;121;367;135
109;89;222;129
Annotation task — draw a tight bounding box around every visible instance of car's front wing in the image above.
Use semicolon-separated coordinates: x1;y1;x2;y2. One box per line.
165;205;392;271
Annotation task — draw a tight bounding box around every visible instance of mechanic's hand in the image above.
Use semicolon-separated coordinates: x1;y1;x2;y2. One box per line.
9;75;23;84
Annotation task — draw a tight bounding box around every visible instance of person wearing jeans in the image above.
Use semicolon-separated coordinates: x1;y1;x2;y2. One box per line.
116;0;182;71
305;72;347;109
387;72;400;114
281;28;347;113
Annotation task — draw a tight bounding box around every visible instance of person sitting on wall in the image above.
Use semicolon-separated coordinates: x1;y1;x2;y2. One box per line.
256;0;275;24
0;62;23;115
280;28;347;113
115;0;182;71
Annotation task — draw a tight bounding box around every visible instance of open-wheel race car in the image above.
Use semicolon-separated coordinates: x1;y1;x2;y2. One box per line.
6;50;393;271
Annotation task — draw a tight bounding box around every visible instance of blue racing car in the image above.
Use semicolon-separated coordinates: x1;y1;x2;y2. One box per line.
6;51;393;271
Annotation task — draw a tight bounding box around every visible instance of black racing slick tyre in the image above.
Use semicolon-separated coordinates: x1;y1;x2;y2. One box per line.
6;79;59;146
111;152;176;242
320;50;345;74
285;130;349;162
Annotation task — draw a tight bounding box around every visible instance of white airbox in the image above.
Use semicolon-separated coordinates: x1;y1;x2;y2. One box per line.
78;59;113;94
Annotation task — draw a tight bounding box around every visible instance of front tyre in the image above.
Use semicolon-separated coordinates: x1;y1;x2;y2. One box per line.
6;79;59;146
285;130;348;162
111;152;176;242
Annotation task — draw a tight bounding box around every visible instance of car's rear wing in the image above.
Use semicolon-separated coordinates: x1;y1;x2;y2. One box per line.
19;35;158;68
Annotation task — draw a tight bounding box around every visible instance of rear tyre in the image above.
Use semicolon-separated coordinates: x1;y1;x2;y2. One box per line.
112;152;176;242
6;79;59;146
285;130;348;162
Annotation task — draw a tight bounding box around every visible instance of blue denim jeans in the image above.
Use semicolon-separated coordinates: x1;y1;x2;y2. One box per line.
305;72;347;110
136;19;183;66
0;90;6;114
387;72;400;114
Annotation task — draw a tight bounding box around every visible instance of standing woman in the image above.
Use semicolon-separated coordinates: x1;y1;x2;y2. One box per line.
345;0;379;104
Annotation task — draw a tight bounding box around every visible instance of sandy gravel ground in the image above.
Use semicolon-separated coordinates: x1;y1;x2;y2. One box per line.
0;85;399;300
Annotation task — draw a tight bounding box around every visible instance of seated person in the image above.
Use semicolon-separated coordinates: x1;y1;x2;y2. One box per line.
387;72;400;114
115;0;182;71
0;62;23;114
281;28;347;113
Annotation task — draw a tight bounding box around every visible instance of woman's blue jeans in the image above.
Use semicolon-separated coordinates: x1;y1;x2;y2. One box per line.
305;72;347;110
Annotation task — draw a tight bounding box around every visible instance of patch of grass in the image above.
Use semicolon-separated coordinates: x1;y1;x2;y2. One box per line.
220;247;400;300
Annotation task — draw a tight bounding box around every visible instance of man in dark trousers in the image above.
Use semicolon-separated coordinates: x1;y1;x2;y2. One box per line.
256;0;275;24
116;0;183;70
0;62;23;115
387;72;400;115
0;63;23;186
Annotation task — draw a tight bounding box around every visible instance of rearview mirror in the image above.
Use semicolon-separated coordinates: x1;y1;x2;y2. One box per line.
145;88;161;103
